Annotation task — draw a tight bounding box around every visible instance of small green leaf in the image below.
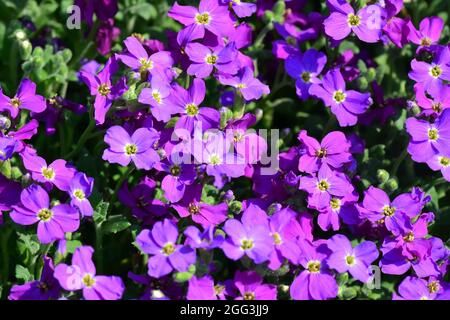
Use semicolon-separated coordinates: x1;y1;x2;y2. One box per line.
15;265;33;282
65;240;82;254
102;215;131;234
94;201;109;225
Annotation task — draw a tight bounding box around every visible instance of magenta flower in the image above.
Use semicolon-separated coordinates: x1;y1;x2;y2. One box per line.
68;172;94;217
407;16;444;47
172;184;228;227
218;67;270;101
187;275;230;300
8;257;61;300
221;204;273;264
309;68;372;127
405;109;450;163
426;154;450;182
54;246;125;300
327;234;379;283
116;36;173;77
136;219;196;278
0;137;18;161
290;240;338;300
298;130;352;173
285;49;327;100
10;185;79;244
21;149;76;192
299;164;354;211
138;75;178;122
224;0;256;18
393;277;439;300
79;57;127;125
324;3;386;43
185;42;239;78
408;46;450;93
414;83;450;116
168;0;234;43
0;78;46;119
102;125;160;170
231;271;277;300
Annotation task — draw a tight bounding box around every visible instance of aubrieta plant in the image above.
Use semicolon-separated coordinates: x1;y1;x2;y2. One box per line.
0;0;449;301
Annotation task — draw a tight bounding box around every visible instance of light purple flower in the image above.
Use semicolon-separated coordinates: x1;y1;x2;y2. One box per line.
0;78;46;119
225;0;256;18
407;17;444;47
136;219;196;278
184;225;224;250
393;276;438;300
54;246;125;300
102;125;160;170
327;234;379;283
309;68;372;127
218;67;270;101
221;204;273;264
68;172;94;217
10;185;79;244
285;49;327;100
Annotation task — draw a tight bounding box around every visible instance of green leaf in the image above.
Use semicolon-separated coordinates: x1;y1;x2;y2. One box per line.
65;240;82;254
17;233;40;255
93;201;109;225
102;215;131;234
15;265;33;282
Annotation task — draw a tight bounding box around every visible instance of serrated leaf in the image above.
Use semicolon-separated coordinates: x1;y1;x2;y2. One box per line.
94;201;109;225
102;215;131;234
15;265;33;282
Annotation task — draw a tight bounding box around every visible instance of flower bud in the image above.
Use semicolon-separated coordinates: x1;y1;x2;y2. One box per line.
376;169;390;183
229;200;242;214
385;178;398;193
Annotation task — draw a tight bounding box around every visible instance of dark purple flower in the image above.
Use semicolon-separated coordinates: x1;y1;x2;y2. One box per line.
231;271;277;300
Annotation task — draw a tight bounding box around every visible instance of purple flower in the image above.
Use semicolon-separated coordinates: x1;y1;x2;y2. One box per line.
298;130;352;173
8;257;61;300
54;246;125;300
414;83;450;116
225;0;256;18
393;276;438;300
327;234;379;283
231;271;277;300
426;154;450;182
405;108;450;163
309;68;372;127
95;18;120;56
299;164;354;211
185;42;239;78
79;57;127;125
172;184;228;227
218;67;270;101
408;46;450;93
407;17;444;47
187;275;231;300
116;36;173;78
0;174;21;215
136;219;196;278
172;79;220;135
221;204;273;264
317;193;359;231
155;158;196;203
184;225;224;249
290;240;338;300
285;49;327;100
168;0;235;43
0;78;46;118
138;75;178;122
68;172;94;217
102;125;160;170
21;149;76;191
0;136;18;161
324;3;386;43
359;187;423;233
10;185;79;244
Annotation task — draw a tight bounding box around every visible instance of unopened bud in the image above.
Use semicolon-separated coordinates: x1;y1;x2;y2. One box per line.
376;169;390;183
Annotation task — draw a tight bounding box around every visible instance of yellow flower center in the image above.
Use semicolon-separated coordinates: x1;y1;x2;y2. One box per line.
317;179;330;191
439;156;450;167
421;37;432;46
403;232;415;242
209;154;222;165
162;242;175;255
82;274;96;288
243;292;255;300
347;14;361;27
345;255;355;266
429;65;442;78
98;83;111;96
333;90;347;103
428;128;439;141
315;148;327;158
428;281;440;294
214;285;225;295
205;54;218;65
139;58;154;71
432;103;442;113
307;260;321;273
330;198;341;211
382;205;396;217
10;97;21;108
185;103;199;116
237;83;246;89
152;90;162;104
240;239;254;250
195;12;211;25
37;208;53;222
170;165;181;176
124;143;138;156
272;232;282;245
301;71;311;83
42;167;56;180
73;189;85;200
188;202;200;215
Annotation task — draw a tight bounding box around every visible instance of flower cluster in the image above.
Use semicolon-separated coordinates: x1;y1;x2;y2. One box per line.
0;0;449;301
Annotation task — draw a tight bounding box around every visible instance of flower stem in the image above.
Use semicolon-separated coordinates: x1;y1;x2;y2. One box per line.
391;148;408;177
65;108;96;159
